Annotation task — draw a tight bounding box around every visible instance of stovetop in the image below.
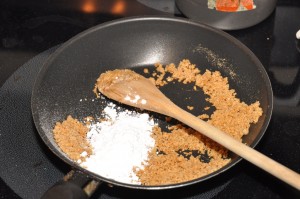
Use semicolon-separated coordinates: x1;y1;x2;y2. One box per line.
1;0;299;198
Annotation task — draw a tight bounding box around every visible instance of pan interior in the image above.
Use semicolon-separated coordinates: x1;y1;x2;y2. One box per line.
31;17;272;189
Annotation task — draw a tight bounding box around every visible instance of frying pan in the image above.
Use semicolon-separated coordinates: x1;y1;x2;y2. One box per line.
31;16;273;197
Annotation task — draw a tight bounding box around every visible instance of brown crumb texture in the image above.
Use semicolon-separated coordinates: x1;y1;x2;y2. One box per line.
53;116;92;162
136;125;230;185
195;70;262;141
136;59;263;185
198;114;210;120
151;63;168;86
165;59;200;84
152;60;262;142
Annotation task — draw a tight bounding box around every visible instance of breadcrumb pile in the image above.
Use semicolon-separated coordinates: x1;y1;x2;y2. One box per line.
53;116;92;162
136;59;262;185
53;59;263;186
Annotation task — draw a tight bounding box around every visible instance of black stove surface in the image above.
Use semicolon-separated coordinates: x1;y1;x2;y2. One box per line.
1;0;299;198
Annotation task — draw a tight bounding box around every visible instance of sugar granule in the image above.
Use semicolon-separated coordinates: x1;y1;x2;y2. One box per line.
80;103;155;184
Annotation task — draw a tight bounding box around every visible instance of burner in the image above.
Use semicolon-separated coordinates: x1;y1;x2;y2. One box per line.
0;46;233;199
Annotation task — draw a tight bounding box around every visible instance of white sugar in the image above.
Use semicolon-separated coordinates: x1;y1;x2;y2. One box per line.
81;103;155;184
124;94;146;104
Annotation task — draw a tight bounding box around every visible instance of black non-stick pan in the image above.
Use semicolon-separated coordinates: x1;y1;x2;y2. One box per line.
31;16;273;197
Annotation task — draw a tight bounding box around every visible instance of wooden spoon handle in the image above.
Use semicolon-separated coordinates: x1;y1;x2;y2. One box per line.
167;104;300;190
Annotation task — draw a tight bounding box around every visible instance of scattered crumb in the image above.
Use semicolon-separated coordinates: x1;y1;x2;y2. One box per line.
151;63;168;86
187;106;194;110
84;116;94;125
143;68;149;74
204;106;210;110
198;114;210;120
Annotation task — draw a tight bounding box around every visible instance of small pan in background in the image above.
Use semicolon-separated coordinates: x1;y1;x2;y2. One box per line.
175;0;277;30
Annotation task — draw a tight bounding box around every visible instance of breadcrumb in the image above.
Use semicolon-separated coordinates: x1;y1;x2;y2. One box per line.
198;114;210;120
204;106;210;110
53;116;92;162
187;106;194;110
136;59;262;185
53;59;263;186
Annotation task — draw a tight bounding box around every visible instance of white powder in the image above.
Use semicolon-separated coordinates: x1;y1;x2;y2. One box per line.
80;102;155;184
124;94;147;104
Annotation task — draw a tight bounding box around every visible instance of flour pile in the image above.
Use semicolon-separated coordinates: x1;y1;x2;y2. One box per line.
80;102;155;184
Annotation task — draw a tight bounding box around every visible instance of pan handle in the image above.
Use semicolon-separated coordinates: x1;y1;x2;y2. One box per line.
41;170;101;199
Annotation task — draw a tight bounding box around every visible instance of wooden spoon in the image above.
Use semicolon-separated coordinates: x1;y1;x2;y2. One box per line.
95;69;300;190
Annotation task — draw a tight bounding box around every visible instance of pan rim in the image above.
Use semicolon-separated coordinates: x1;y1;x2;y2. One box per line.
31;15;273;190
